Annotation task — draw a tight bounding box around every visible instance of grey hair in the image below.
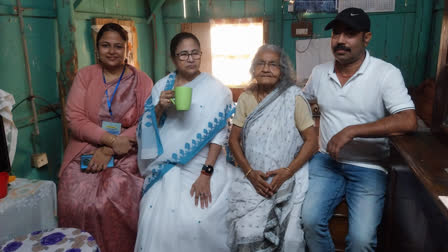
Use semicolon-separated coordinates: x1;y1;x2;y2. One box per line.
248;44;296;92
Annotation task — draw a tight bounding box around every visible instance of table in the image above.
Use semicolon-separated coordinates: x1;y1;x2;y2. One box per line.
386;133;448;251
0;178;57;244
390;132;448;219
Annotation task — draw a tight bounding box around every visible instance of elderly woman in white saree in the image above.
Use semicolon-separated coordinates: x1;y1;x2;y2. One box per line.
135;32;235;252
227;44;318;252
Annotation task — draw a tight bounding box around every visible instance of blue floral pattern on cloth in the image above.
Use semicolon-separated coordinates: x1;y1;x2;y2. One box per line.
137;73;177;160
171;104;234;164
142;103;235;194
40;232;65;246
2;241;22;252
158;73;175;127
31;231;42;236
0;228;99;252
66;249;82;252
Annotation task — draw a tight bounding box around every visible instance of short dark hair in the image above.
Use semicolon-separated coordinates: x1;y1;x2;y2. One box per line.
170;32;201;59
96;23;128;49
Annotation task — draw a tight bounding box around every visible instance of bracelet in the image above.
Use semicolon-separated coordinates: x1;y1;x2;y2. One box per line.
109;135;117;146
245;168;253;177
201;164;214;176
201;170;212;176
284;167;293;175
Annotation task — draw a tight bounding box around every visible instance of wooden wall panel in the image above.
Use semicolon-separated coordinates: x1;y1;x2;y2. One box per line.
75;0;105;13
230;0;245;17
436;5;448;77
76;0;146;17
0;3;62;180
244;0;262;17
368;15;387;61
163;0;184;18
191;23;212;74
399;13;417;83
158;0;439;86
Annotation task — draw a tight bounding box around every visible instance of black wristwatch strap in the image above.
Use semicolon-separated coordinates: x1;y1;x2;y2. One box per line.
202;164;214;175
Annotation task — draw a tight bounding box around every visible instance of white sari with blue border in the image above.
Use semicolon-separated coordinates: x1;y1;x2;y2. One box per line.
135;72;236;252
227;86;310;252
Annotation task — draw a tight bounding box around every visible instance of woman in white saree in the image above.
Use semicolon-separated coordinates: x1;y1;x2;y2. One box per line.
227;45;318;252
135;32;235;252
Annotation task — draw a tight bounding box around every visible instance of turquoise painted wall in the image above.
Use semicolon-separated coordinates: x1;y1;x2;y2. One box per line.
0;0;61;181
74;0;154;75
0;0;153;181
0;0;444;182
158;0;441;87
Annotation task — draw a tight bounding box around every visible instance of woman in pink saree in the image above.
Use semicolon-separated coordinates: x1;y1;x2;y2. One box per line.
57;23;153;252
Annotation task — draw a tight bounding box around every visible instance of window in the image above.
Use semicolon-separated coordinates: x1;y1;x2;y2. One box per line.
210;19;264;87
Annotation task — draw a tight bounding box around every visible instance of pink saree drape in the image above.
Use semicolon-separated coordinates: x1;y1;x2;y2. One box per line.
57;64;152;252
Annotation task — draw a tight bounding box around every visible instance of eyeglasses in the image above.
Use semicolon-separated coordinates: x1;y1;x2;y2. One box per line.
255;60;281;71
175;50;202;61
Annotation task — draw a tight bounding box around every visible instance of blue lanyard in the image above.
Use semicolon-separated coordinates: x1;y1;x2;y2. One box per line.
103;65;126;118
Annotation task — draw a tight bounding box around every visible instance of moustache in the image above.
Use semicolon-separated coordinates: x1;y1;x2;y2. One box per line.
333;44;351;52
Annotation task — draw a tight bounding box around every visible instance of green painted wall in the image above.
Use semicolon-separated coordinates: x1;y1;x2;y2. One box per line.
0;0;153;181
158;0;440;87
74;0;154;75
0;0;444;182
0;0;61;181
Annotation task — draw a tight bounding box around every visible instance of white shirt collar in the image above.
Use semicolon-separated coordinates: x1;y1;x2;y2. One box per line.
328;50;371;76
328;50;371;85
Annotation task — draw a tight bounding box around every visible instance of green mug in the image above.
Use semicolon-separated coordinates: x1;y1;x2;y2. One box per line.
170;86;192;111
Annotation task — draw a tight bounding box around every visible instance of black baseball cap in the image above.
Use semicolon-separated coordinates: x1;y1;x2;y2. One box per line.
325;7;370;32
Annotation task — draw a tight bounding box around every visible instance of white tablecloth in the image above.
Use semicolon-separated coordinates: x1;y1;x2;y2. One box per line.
0;178;57;244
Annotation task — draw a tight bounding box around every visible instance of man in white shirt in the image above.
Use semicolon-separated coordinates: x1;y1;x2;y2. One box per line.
302;7;417;252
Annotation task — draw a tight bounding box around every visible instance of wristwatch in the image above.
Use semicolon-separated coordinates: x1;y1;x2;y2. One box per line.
201;164;214;176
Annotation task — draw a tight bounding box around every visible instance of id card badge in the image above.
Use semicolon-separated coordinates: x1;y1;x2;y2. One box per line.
102;121;121;135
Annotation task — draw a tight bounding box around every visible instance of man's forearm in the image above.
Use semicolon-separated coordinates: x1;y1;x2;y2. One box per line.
347;109;417;138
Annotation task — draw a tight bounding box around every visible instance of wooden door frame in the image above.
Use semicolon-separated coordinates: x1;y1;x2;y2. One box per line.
436;0;448;78
431;0;448;138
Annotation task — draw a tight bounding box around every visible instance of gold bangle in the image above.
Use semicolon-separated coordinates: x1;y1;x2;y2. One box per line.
245;168;253;177
109;135;117;146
